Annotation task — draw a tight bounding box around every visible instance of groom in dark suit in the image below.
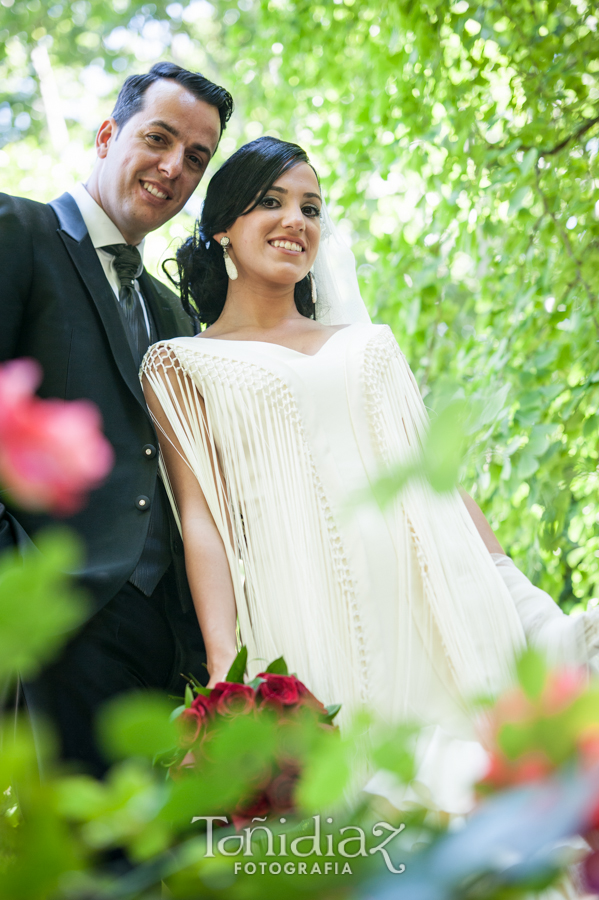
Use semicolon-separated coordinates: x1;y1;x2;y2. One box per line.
0;62;233;776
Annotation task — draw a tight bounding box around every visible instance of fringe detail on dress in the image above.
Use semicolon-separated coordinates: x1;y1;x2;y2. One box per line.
362;327;526;700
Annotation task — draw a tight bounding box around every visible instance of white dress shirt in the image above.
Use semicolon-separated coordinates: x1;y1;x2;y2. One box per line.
69;182;152;339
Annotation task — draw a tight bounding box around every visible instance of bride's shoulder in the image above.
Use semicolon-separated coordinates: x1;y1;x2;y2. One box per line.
350;322;394;335
353;322;401;350
141;337;198;375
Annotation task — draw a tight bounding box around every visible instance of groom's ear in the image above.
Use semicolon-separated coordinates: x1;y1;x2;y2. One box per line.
95;118;118;158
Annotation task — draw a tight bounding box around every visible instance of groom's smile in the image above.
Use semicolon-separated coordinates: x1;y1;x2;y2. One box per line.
140;179;172;201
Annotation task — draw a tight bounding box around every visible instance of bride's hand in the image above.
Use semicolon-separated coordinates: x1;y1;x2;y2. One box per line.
207;671;230;689
206;653;238;688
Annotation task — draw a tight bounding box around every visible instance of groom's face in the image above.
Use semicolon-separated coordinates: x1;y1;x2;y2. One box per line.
93;79;221;245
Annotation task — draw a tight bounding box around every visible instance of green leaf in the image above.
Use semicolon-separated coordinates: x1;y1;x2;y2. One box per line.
519;148;538;177
422;399;467;493
372;725;417;782
516;449;541;479
0;529;88;680
324;703;342;722
169;704;185;722
508;185;532;216
184;684;194;708
226;645;248;683
98;693;179;761
296;735;350;810
498;721;535;760
516;648;547;701
470;383;511;429
583;414;599;438
264;655;289;675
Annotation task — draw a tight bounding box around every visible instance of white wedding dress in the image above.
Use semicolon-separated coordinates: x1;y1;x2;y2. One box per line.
141;321;533;814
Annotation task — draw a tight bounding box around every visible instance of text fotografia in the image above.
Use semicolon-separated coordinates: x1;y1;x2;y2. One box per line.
192;815;407;874
236;861;353;875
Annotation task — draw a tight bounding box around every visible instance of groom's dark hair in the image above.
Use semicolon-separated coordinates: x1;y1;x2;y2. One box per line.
111;62;233;137
172;136;319;328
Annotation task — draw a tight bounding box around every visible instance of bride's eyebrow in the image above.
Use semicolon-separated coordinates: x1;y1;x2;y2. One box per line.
268;186;322;200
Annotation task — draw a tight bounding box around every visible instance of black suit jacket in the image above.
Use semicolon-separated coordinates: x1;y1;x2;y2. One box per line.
0;191;198;628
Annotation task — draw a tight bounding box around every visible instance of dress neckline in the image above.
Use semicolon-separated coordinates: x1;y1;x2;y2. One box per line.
191;323;355;359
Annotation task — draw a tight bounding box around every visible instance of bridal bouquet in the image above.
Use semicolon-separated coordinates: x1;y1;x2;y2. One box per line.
170;647;340;828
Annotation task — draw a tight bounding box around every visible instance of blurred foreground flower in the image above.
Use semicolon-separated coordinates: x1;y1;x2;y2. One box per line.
0;358;113;514
475;650;599;895
476;657;597;797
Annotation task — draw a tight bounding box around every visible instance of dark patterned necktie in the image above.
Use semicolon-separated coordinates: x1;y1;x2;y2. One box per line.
101;243;148;365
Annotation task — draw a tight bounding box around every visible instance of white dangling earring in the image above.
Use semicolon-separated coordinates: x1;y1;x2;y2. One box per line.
220;235;238;281
309;270;317;305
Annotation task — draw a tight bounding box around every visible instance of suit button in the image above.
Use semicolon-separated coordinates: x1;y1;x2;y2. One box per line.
136;495;150;510
143;444;157;459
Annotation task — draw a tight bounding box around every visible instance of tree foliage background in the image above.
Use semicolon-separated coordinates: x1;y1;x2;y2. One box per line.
1;0;598;610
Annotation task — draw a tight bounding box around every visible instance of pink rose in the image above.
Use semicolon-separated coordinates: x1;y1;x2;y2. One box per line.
0;359;114;515
541;668;586;714
208;682;256;716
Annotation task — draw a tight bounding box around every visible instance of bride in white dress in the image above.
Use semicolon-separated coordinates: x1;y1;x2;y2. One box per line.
141;137;599;822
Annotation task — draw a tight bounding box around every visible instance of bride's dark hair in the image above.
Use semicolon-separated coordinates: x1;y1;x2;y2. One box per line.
170;136;318;328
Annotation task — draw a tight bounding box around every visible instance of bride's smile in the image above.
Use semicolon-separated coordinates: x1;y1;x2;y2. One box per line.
268;238;305;253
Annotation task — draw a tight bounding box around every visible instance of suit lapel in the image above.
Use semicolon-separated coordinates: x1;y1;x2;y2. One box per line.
139;271;195;340
49;193;148;412
139;271;179;340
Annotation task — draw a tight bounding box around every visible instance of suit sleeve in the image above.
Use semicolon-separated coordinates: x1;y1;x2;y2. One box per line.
0;193;34;361
0;196;36;551
0;504;37;557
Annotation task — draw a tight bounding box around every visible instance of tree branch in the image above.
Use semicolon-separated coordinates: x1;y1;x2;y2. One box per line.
522;114;599;157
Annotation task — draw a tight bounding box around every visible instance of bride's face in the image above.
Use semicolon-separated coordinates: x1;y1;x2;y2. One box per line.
219;162;321;289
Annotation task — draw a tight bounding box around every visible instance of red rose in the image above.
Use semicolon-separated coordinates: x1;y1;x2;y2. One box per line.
0;358;114;515
209;682;256;716
274;717;306;771
295;680;328;716
256;673;301;708
179;694;212;747
266;766;300;814
231;792;271;831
